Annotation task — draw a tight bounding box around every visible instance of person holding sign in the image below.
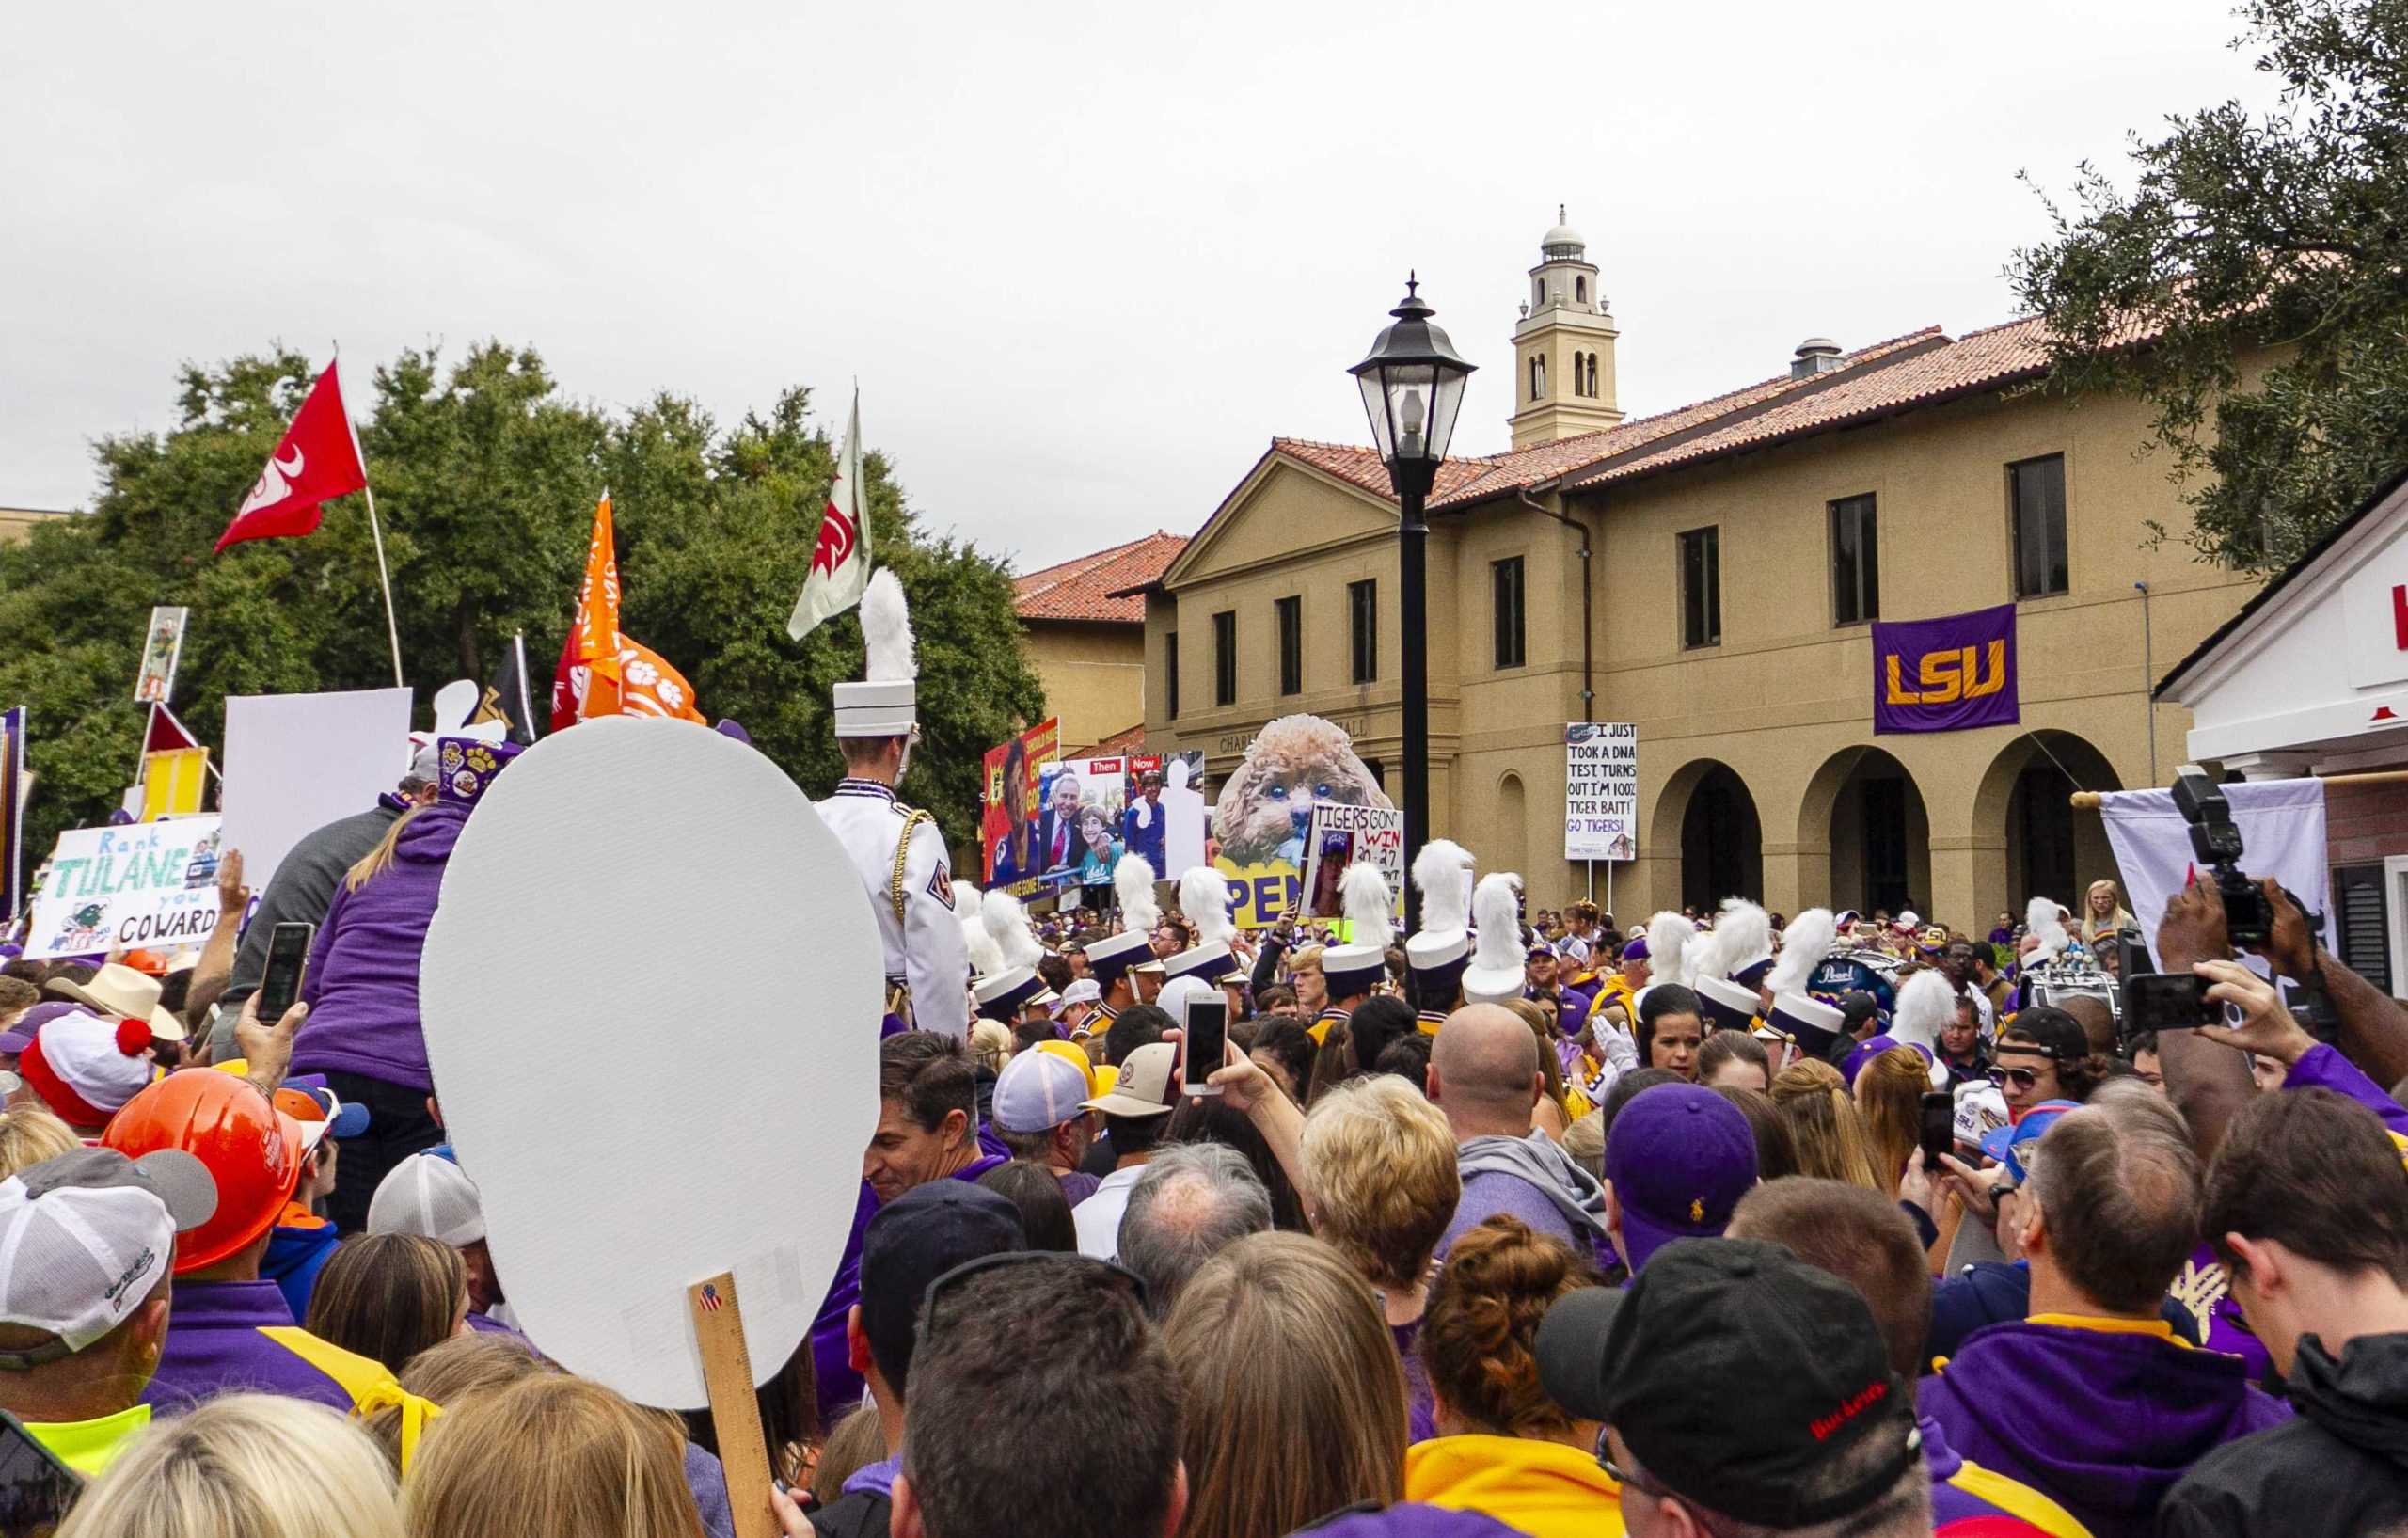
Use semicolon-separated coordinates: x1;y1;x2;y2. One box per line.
816;571;970;1041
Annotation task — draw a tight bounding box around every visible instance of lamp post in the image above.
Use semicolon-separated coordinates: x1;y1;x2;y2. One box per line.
1351;275;1476;929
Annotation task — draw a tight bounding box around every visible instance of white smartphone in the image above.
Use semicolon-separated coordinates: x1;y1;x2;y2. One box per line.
1182;996;1229;1097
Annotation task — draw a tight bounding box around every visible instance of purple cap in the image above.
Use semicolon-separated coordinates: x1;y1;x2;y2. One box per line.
1291;1503;1528;1538
1980;1099;2083;1185
1604;1083;1758;1276
0;1000;81;1056
1621;936;1649;961
436;737;523;809
1840;1033;1932;1087
713;719;752;744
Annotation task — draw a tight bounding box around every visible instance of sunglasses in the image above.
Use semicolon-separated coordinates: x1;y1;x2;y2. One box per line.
1594;1428;1678;1504
1987;1065;2043;1093
915;1249;1147;1349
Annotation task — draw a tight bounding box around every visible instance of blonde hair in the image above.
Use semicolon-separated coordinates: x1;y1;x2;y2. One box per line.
345;807;423;893
969;1020;1011;1076
1770;1059;1882;1192
1164;1232;1405;1538
1298;1075;1460;1290
0;1105;80;1180
60;1392;402;1538
1856;1046;1930;1199
1504;999;1574;1118
813;1405;885;1509
404;1374;704;1538
361;1333;550;1470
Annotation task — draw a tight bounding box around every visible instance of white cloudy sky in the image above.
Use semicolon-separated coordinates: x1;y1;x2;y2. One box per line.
4;1;2279;572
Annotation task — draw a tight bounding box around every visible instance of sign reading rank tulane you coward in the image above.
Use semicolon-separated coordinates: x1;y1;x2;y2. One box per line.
24;817;227;959
1872;604;2019;735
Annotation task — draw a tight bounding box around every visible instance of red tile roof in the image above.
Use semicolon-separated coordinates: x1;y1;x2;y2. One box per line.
1014;531;1189;624
1067;722;1149;757
1271;438;1497;502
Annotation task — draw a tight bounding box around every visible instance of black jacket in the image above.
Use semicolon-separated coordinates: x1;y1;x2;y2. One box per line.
808;1490;890;1538
2160;1330;2408;1537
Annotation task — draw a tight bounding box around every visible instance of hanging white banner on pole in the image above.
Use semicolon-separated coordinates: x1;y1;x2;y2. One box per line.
2096;778;2329;967
24;817;226;959
1564;722;1639;861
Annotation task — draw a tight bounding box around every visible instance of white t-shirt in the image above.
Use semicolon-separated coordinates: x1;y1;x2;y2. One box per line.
1073;1164;1149;1260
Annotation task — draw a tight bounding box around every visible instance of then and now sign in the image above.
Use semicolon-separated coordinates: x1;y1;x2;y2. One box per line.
1564;723;1639;862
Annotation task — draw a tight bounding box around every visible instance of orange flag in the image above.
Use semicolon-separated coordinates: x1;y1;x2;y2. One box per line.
569;493;623;720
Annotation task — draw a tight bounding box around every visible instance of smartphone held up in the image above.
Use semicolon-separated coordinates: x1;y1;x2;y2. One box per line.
1181;995;1228;1098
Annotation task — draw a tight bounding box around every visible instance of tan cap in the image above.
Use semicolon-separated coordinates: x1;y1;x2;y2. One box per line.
1081;1041;1176;1118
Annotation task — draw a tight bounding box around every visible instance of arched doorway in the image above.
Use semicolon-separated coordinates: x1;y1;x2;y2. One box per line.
1675;762;1762;912
1496;771;1529;879
1801;747;1931;918
1974;732;2125;913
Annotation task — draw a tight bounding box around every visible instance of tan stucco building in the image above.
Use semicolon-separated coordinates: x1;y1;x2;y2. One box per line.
1137;217;2264;930
1012;531;1185;753
0;507;70;544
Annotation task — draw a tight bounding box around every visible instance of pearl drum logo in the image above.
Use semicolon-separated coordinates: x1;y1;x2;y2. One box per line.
1871;604;2020;736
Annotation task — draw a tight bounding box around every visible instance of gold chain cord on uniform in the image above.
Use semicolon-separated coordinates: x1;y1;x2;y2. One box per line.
889;807;937;928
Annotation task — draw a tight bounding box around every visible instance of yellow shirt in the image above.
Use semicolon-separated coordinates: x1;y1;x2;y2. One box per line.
27;1403;150;1478
1403;1433;1625;1538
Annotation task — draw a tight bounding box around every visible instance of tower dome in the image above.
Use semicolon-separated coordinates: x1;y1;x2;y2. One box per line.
1541;203;1584;259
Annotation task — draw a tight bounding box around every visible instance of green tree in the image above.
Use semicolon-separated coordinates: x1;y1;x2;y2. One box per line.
0;346;1043;867
2010;0;2408;570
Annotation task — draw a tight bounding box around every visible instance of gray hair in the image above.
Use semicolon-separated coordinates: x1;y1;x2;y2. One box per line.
1117;1143;1272;1319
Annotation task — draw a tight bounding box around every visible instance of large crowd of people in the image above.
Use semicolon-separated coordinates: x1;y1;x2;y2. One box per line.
5;599;2404;1538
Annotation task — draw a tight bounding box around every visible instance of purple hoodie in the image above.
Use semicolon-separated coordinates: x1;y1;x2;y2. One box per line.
1919;1320;2290;1538
143;1280;378;1413
290;804;466;1092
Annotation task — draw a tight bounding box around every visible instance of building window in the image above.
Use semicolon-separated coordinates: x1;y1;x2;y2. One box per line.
1571;352;1587;397
2009;454;2068;598
1348;579;1377;684
1275;595;1303;696
1585;353;1599;397
1830;493;1879;625
1533;277;1545;310
1576;276;1587;304
1680;527;1721;648
1212;610;1237;706
1164;630;1179;720
1493;557;1527;669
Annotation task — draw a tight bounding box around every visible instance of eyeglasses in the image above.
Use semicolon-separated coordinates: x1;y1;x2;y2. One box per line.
914;1250;1147;1350
1594;1428;1675;1502
1987;1065;2042;1093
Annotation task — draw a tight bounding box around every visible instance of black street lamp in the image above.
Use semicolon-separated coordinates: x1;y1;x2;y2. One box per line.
1350;274;1476;930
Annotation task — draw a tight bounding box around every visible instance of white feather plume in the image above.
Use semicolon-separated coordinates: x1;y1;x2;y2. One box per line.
1178;866;1234;950
1704;897;1772;981
1646;912;1697;988
2026;896;2069;965
1469;873;1526;974
982;888;1042;972
861;567;915;683
956;882;1005;976
1114;854;1161;934
1767;909;1837;998
1891;968;1957;1053
1412;839;1475;935
1340;862;1395;951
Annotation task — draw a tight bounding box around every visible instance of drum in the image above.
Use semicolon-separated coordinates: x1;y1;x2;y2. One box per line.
2021;959;2120;1025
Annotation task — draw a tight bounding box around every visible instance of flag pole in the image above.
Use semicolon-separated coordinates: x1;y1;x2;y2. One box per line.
512;631;534;737
360;481;405;689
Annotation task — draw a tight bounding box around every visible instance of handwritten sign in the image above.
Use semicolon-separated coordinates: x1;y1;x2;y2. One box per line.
1300;802;1405;920
24;817;225;959
1564;723;1639;862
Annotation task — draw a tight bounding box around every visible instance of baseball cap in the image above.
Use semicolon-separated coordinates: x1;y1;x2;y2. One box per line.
1620;936;1649;962
858;1182;1025;1393
0;999;80;1056
1081;1041;1176;1118
1980;1099;2082;1186
274;1077;371;1151
1052;979;1101;1018
1535;1240;1920;1528
0;1147;217;1363
1952;1082;2011;1150
20;1008;157;1130
1603;1084;1758;1275
992;1049;1092;1134
367;1151;485;1246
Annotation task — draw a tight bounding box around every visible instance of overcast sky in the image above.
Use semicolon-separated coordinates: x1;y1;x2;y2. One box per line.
4;1;2279;573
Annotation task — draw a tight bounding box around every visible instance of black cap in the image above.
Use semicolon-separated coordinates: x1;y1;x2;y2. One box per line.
859;1182;1025;1397
1533;1239;1917;1528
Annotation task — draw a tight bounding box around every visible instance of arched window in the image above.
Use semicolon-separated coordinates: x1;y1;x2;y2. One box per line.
1576;276;1588;304
1586;353;1599;397
1529;355;1545;401
1534;278;1545;310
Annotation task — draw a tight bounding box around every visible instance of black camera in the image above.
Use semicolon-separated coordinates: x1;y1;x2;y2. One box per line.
2172;765;2272;947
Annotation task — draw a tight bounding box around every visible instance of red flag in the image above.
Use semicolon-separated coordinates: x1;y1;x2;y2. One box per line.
142;704;199;754
215;362;370;553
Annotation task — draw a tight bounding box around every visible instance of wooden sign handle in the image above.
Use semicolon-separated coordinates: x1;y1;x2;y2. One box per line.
688;1271;776;1538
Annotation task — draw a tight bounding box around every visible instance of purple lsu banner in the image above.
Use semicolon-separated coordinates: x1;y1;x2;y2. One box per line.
1872;604;2018;735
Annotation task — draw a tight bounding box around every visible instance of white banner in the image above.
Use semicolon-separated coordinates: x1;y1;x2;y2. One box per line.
221;687;414;897
2096;778;2330;967
24;817;226;959
1301;801;1405;921
1564;722;1639;861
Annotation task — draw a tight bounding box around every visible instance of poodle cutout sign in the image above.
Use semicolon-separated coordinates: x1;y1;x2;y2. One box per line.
1211;714;1393;928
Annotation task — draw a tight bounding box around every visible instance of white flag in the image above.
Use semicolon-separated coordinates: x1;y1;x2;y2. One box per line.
787;388;873;642
2096;777;2330;968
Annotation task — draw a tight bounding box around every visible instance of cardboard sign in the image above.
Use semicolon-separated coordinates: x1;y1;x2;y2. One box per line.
418;716;882;1410
134;607;187;705
24;817;225;959
981;718;1060;896
1212;856;1299;930
1563;722;1639;861
220;688;413;897
1299;802;1404;920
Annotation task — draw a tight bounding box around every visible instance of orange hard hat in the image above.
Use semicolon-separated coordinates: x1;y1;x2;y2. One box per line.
118;949;173;977
103;1070;303;1274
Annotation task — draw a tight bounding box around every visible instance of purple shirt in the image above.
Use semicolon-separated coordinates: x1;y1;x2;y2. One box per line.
1439;1169;1581;1262
1390;1316;1436;1444
290;804;467;1092
143;1279;365;1413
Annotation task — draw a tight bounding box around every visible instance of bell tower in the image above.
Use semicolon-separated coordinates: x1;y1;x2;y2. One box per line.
1507;208;1623;448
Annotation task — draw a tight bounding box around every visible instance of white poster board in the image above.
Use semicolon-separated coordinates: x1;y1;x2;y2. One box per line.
24;816;225;959
219;688;412;896
1564;722;1640;861
418;716;881;1409
1300;802;1405;921
2096;777;2330;968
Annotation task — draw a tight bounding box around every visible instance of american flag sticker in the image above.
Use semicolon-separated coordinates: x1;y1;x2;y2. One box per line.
699;1284;723;1313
